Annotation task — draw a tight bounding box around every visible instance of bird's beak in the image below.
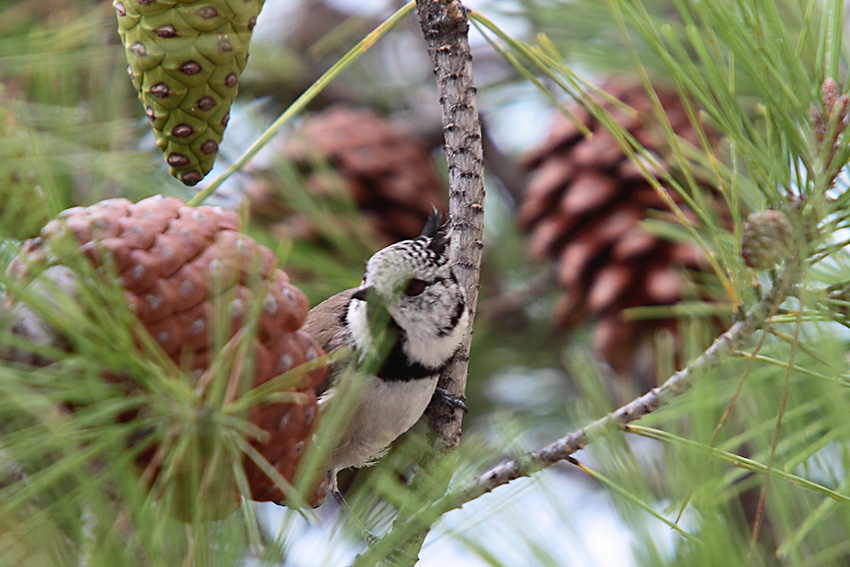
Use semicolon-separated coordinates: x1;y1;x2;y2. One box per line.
352;286;372;301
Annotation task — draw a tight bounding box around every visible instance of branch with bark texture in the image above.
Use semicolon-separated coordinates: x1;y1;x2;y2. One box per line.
352;269;794;566
472;272;792;494
350;2;483;565
419;0;485;447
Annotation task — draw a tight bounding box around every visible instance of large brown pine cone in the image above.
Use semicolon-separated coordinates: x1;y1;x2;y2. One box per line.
5;195;327;506
243;106;447;244
519;81;725;376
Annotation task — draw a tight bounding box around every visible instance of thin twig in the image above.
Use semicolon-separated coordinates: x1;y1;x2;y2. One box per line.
470;270;792;494
186;1;417;207
477;266;557;324
480;124;526;208
748;284;802;558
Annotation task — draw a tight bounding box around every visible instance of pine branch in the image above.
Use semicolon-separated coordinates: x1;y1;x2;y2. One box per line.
349;2;484;566
419;0;485;450
470;274;793;494
352;266;795;566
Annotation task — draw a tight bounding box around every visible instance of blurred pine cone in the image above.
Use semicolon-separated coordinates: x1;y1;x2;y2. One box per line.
5;195;327;506
519;81;726;376
242;106;447;244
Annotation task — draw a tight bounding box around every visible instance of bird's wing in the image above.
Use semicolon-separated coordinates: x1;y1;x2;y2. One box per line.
302;287;357;356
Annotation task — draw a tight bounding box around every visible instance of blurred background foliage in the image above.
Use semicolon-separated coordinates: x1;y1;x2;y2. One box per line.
2;0;850;566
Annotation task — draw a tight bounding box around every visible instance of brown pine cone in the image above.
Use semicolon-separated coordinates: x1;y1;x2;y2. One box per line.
242;106;447;244
5;195;328;507
519;81;726;376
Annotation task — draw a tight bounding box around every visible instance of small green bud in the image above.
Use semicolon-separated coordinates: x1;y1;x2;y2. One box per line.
741;209;794;270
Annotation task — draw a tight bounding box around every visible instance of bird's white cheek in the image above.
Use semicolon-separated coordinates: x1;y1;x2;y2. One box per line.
347;300;372;354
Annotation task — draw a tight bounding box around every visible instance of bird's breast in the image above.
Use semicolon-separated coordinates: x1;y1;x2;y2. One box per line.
362;375;439;442
323;374;439;472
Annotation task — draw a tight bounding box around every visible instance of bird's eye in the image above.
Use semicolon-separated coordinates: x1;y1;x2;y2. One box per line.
404;278;427;296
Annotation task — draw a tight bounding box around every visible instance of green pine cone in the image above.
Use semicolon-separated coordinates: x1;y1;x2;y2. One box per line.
114;0;264;186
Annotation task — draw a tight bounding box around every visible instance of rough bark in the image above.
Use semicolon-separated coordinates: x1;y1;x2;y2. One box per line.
418;0;485;449
350;2;484;565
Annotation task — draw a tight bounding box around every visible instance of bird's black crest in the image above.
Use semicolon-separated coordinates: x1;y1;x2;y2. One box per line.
420;206;450;256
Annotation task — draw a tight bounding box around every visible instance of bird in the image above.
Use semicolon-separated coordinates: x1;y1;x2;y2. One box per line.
302;210;469;495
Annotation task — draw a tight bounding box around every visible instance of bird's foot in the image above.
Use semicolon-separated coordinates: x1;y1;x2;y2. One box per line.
431;387;468;413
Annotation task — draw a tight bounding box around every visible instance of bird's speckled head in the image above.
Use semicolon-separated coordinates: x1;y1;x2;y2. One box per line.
362;211;451;304
347;211;467;370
